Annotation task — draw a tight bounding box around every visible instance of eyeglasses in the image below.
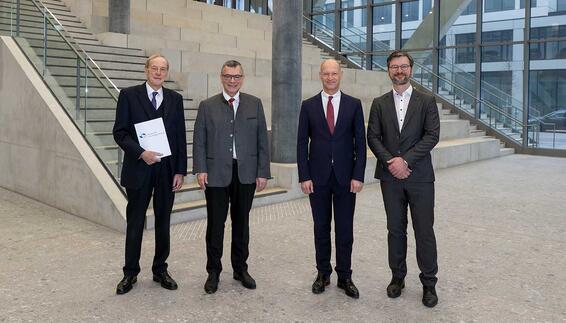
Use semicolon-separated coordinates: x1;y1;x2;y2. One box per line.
222;74;244;81
320;72;339;78
149;66;168;73
388;64;411;71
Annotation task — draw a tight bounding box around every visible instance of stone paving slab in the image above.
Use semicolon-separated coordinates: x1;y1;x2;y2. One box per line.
1;154;565;322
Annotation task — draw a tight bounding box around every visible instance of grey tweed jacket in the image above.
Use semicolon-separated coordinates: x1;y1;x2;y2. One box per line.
192;93;270;187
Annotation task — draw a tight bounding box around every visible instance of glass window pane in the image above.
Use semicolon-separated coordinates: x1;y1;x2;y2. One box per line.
341;0;364;9
484;0;515;13
313;13;336;48
313;0;335;12
401;0;433;50
373;4;395;52
341;8;367;51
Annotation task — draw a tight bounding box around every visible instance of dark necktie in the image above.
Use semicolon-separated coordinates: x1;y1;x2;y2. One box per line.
327;95;335;134
228;97;235;109
151;91;158;110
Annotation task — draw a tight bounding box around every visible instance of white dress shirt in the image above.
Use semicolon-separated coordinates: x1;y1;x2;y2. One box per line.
223;90;240;159
393;85;413;131
321;90;341;126
145;82;163;109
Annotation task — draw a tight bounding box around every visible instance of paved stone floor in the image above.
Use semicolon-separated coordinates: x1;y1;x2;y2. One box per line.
1;154;565;322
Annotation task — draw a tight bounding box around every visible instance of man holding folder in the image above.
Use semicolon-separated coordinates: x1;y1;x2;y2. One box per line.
113;54;187;295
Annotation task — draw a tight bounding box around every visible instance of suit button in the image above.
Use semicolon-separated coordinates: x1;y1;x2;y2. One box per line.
230;134;233;137
229;148;232;152
230;120;234;123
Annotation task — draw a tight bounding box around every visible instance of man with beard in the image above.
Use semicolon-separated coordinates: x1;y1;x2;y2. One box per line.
367;51;440;307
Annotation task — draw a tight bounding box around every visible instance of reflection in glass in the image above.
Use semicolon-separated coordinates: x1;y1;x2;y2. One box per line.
313;0;335;12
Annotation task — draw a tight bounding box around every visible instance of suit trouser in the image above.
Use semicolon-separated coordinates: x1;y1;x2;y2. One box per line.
204;161;256;274
123;160;174;276
380;181;438;287
309;169;356;280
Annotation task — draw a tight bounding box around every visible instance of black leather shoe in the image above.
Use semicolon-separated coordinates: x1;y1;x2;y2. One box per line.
116;275;137;295
153;271;178;290
311;273;330;294
233;271;256;289
337;278;360;299
204;273;219;294
422;286;438;308
386;277;405;298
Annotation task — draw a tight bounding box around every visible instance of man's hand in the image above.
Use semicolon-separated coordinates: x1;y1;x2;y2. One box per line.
300;180;314;194
172;174;184;192
350;179;364;193
197;173;208;190
387;157;411;179
256;178;267;192
140;150;163;165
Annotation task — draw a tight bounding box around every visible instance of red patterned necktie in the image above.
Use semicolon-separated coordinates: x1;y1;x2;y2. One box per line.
327;96;334;134
228;97;235;109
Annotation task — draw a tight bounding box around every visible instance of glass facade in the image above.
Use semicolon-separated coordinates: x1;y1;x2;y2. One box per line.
306;0;566;151
202;0;566;151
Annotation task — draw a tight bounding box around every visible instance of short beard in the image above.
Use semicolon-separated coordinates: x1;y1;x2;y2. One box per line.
391;75;410;85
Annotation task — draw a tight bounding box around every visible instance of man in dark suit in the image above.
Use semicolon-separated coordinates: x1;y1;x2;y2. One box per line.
113;54;187;295
367;51;440;307
193;60;270;294
297;59;367;299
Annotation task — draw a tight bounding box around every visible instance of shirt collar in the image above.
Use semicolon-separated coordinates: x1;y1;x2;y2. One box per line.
393;84;413;97
223;90;240;102
321;90;341;100
146;82;163;96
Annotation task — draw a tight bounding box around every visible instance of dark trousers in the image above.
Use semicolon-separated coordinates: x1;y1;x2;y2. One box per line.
309;169;356;280
123;161;174;276
380;181;438;287
205;161;256;274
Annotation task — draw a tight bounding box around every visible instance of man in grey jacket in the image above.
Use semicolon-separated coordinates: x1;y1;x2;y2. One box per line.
193;60;270;294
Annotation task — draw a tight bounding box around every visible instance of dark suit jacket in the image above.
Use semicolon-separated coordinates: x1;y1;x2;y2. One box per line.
367;87;440;183
113;83;188;189
192;93;270;187
297;91;367;186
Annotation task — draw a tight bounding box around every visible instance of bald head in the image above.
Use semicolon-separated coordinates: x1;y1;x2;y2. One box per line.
320;59;341;73
319;59;342;95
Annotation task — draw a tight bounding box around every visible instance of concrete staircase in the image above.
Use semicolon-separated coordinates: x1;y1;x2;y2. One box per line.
1;0;513;229
0;0;288;227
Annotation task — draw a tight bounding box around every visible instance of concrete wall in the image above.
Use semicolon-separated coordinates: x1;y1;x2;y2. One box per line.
69;0;392;124
0;36;127;232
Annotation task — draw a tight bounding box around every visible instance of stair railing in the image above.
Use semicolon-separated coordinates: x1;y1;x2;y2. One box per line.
4;0;124;182
303;13;544;147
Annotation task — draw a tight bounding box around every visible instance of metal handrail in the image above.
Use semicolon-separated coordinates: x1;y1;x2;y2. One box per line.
303;14;371;57
28;0;120;99
415;63;525;126
303;13;532;142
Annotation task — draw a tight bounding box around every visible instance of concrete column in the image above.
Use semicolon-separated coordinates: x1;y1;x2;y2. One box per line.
109;0;130;34
271;0;302;163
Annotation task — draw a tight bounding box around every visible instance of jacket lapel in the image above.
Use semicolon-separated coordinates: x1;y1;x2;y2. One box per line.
386;91;401;135
136;83;155;119
334;91;346;133
314;93;332;135
401;90;420;134
161;87;171;122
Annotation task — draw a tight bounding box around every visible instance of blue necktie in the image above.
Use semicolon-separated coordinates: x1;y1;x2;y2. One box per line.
151;91;158;110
